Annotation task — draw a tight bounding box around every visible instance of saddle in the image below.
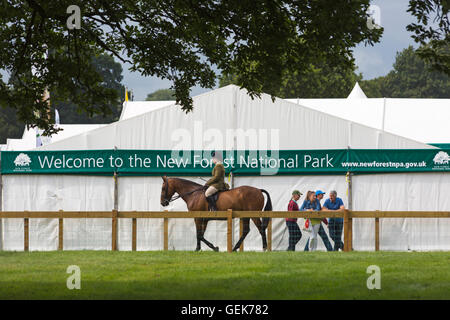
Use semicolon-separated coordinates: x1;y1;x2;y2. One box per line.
206;190;227;211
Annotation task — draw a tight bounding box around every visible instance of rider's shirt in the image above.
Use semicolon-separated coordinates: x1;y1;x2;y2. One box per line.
205;162;228;191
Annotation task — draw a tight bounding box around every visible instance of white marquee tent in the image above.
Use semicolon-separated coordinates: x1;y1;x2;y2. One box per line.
347;82;367;99
119;100;175;121
1;85;449;252
4;124;107;151
285;83;450;145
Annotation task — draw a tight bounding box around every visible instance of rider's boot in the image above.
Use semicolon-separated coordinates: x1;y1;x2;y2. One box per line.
206;195;217;211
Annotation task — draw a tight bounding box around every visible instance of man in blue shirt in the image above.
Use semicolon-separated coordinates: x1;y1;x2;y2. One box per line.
304;190;333;252
322;190;345;251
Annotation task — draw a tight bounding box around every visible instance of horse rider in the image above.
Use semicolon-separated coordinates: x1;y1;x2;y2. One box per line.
205;151;229;211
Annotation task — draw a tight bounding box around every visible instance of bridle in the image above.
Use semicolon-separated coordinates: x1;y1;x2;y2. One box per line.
162;180;206;204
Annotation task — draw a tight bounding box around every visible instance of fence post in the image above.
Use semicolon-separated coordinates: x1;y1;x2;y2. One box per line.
0;165;3;251
227;209;233;253
375;217;380;251
113;172;118;210
343;210;349;252
24;214;29;252
267;218;272;252
164;210;168;251
348;212;353;251
239;219;244;252
58;210;63;251
112;209;118;251
347;172;353;211
132;216;137;251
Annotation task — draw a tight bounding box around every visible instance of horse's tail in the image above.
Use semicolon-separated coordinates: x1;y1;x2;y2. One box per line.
260;189;272;230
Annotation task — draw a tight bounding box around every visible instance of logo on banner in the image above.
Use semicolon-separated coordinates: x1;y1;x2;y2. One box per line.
13;153;32;172
433;151;450;165
14;153;32;166
432;151;450;170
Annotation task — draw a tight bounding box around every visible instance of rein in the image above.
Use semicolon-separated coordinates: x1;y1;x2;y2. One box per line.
164;182;206;203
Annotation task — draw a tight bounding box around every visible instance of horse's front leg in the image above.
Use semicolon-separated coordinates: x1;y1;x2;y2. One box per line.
200;219;219;252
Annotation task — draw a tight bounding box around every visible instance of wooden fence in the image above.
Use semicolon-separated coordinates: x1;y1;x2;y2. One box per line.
0;210;449;252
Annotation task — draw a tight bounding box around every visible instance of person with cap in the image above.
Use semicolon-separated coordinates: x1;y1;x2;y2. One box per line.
204;151;229;211
304;190;333;251
286;190;303;251
322;190;345;251
300;190;324;251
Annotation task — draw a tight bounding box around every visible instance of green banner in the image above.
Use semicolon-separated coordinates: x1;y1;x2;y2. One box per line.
1;149;449;175
345;149;450;173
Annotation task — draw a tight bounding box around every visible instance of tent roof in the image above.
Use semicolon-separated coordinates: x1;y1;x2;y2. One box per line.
347;82;367;99
5;124;106;151
285;97;450;144
39;85;434;151
120;100;175;121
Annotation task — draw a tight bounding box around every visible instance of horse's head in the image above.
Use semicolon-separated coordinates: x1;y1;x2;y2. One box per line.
160;176;175;207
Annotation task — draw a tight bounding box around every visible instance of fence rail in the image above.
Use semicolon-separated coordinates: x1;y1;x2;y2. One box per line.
0;210;449;252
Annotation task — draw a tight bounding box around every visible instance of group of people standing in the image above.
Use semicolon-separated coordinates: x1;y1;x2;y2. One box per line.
286;190;345;251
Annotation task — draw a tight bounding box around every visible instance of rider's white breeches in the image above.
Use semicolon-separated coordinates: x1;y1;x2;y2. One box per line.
205;186;218;197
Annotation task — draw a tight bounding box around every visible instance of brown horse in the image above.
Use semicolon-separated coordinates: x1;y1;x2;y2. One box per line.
160;176;272;251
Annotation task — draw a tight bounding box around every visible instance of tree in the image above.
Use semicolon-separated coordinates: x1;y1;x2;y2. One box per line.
0;1;382;134
277;63;362;98
358;76;387;98
0;53;124;143
0;106;24;144
218;73;239;88
407;0;450;74
53;54;125;124
360;46;450;98
146;89;175;101
219;60;362;98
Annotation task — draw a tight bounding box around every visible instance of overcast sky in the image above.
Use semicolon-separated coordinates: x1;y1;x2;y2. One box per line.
123;0;419;100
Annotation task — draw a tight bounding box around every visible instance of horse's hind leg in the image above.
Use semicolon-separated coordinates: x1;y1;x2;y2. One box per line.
195;218;202;251
199;220;219;252
262;218;271;231
232;219;250;252
252;218;268;251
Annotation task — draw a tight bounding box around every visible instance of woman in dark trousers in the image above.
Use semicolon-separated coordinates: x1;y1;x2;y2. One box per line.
286;190;303;251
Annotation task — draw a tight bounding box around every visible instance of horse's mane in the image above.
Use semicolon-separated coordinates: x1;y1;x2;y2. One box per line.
170;177;203;188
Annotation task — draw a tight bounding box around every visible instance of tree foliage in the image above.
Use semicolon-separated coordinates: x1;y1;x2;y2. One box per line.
277;62;362;98
146;89;175;101
221;46;449;99
407;0;450;74
0;105;24;144
219;61;362;98
0;53;125;143
0;0;381;134
360;46;450;98
54;54;125;124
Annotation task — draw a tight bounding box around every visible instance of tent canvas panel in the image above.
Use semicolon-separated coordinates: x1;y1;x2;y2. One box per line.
352;172;450;251
1;175;114;250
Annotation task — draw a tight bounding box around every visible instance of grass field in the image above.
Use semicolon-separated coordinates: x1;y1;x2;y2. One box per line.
0;251;449;300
